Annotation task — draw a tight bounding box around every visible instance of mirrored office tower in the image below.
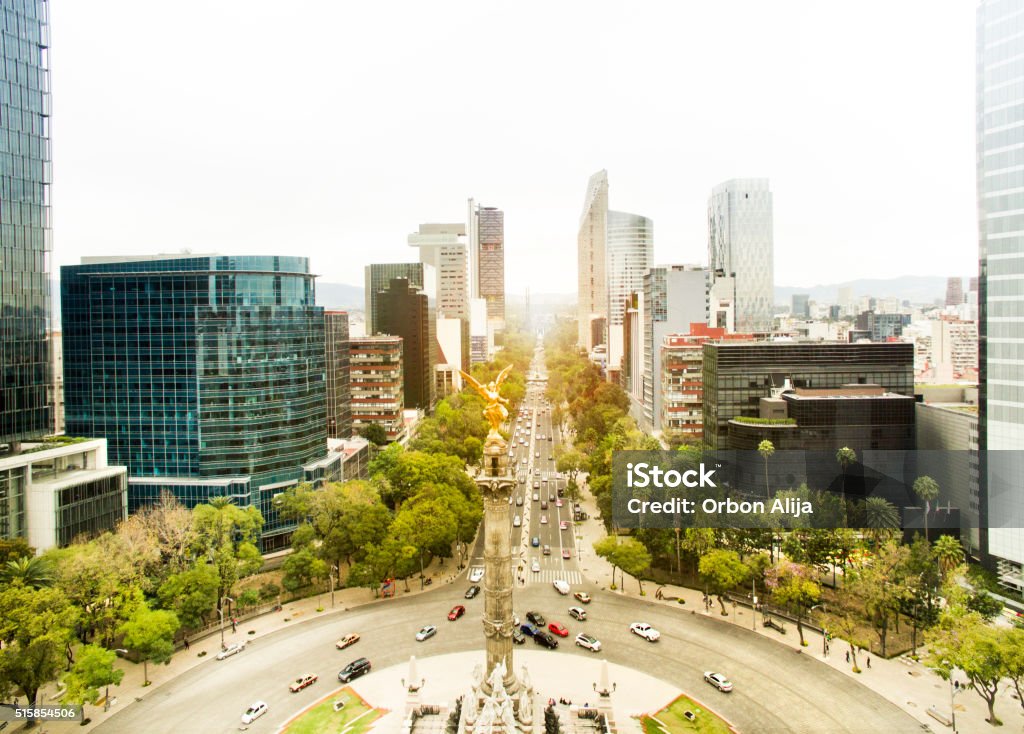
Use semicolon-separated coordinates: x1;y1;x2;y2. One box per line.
1;0;51;448
978;0;1024;582
708;179;774;333
61;255;332;551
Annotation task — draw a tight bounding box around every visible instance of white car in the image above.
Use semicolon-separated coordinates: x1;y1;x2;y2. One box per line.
416;625;437;642
241;700;268;724
216;641;246;660
575;633;601;652
531;558;541;573
469;567;485;583
552;579;570;595
630;622;661;641
513;515;522;527
704;671;733;692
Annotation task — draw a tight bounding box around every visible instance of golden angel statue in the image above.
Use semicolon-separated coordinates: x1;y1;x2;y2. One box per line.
459;364;513;436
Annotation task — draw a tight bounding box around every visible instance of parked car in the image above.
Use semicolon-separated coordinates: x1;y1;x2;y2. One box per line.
548;621;569;637
527;611;546;626
338;657;371;683
552;579;570;595
465;585;481;599
469;567;485;583
512;628;526;645
573;591;592;604
519;622;540;638
533;631;559;649
241;701;268;724
448;605;466;621
568;606;587;621
630;622;661;642
335;633;360;650
289;673;318;692
575;633;601;652
416;625;437;641
216;641;246;660
704;672;733;692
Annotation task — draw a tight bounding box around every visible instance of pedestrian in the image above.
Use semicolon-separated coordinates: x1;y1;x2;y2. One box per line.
845;650;850;664
866;656;871;669
231;617;237;633
183;637;190;650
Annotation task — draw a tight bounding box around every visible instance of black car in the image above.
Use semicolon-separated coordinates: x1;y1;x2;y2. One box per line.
526;611;546;626
465;585;480;599
533;631;558;649
338;657;371;683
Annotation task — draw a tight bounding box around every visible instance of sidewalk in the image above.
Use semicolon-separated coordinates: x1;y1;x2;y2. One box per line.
572;477;1022;734
33;553;469;734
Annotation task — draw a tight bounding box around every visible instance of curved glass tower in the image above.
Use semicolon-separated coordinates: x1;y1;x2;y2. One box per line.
607;210;653;374
61;255;329;549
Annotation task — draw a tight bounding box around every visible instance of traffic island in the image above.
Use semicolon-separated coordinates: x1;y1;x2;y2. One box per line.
640;694;736;734
280;687;384;734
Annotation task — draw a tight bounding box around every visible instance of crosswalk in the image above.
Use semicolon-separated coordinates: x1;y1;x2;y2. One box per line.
526;569;582;585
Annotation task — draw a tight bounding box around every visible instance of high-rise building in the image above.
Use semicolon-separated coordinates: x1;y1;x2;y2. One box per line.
791;294;810;319
349;335;404;441
708;179;775;332
325;311;352;439
468;200;505;325
408;223;468;320
606;210;654;381
978;0;1024;585
945;277;964;307
469;298;489;364
376;278;436;410
61;254;333;551
364;262;427;335
578;170;610;350
50;330;64;434
641;266;709;432
1;0;51;450
702;342;914;450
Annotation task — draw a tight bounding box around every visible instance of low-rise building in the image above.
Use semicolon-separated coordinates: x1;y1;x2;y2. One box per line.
349;335;405;441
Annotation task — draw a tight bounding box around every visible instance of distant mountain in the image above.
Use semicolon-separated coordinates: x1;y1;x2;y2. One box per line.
775;276;957;305
316;282;364;310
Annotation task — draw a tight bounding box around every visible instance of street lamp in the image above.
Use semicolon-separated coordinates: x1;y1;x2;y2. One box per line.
218;596;235;649
330;564;338;608
106;650;129;711
810;604;827;656
944;662;964;733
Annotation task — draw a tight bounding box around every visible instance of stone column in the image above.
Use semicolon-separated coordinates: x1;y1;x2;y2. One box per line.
477;433;518;696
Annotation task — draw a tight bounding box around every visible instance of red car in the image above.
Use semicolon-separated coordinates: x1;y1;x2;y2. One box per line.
448;605;466;621
289;673;318;692
548;621;569;637
561;549;571;560
559;521;569;530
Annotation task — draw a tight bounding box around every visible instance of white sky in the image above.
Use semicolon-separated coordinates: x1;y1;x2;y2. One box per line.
49;1;977;294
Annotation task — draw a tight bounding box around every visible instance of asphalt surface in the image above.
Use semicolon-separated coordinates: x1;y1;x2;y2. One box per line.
94;344;922;734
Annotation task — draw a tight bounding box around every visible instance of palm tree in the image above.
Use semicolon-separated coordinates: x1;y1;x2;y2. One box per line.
859;497;900;546
1;555;55;589
758;439;775;500
912;476;940;541
836;447;856;497
932;534;963;580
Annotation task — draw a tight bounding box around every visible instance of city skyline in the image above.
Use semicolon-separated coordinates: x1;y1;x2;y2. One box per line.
48;1;975;295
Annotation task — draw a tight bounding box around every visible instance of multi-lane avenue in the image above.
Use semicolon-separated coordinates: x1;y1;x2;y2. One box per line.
94;342;921;734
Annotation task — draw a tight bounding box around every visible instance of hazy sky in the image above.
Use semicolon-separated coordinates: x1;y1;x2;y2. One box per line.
49;1;977;294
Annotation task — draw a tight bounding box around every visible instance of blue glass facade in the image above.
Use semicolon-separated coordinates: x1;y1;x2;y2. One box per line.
0;0;51;447
61;255;329;548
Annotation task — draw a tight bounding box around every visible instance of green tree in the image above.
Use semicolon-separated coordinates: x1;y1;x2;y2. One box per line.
0;584;78;724
593;536;623;589
0;537;33;565
1;555;54;589
913;476;940;541
359;422;390;446
699;549;749;616
758;440;775;499
849;541;911;657
281;547;319;593
928;616;1008;726
157;563;220;629
1005;627;1024;715
933;534;963;580
856;497;900;545
191;498;264;609
835;447;857;497
118;605;180;686
766;561;821;647
62;644;124;719
555;448;585;486
966;591;1004;621
612;538;653;595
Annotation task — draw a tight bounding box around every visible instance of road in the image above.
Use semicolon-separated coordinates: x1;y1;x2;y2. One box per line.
94;340;921;733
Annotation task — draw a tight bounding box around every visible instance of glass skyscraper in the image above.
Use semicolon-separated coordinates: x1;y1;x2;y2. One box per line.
707;179;775;333
1;0;51;448
607;210;653;378
978;0;1024;582
61;255;331;550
